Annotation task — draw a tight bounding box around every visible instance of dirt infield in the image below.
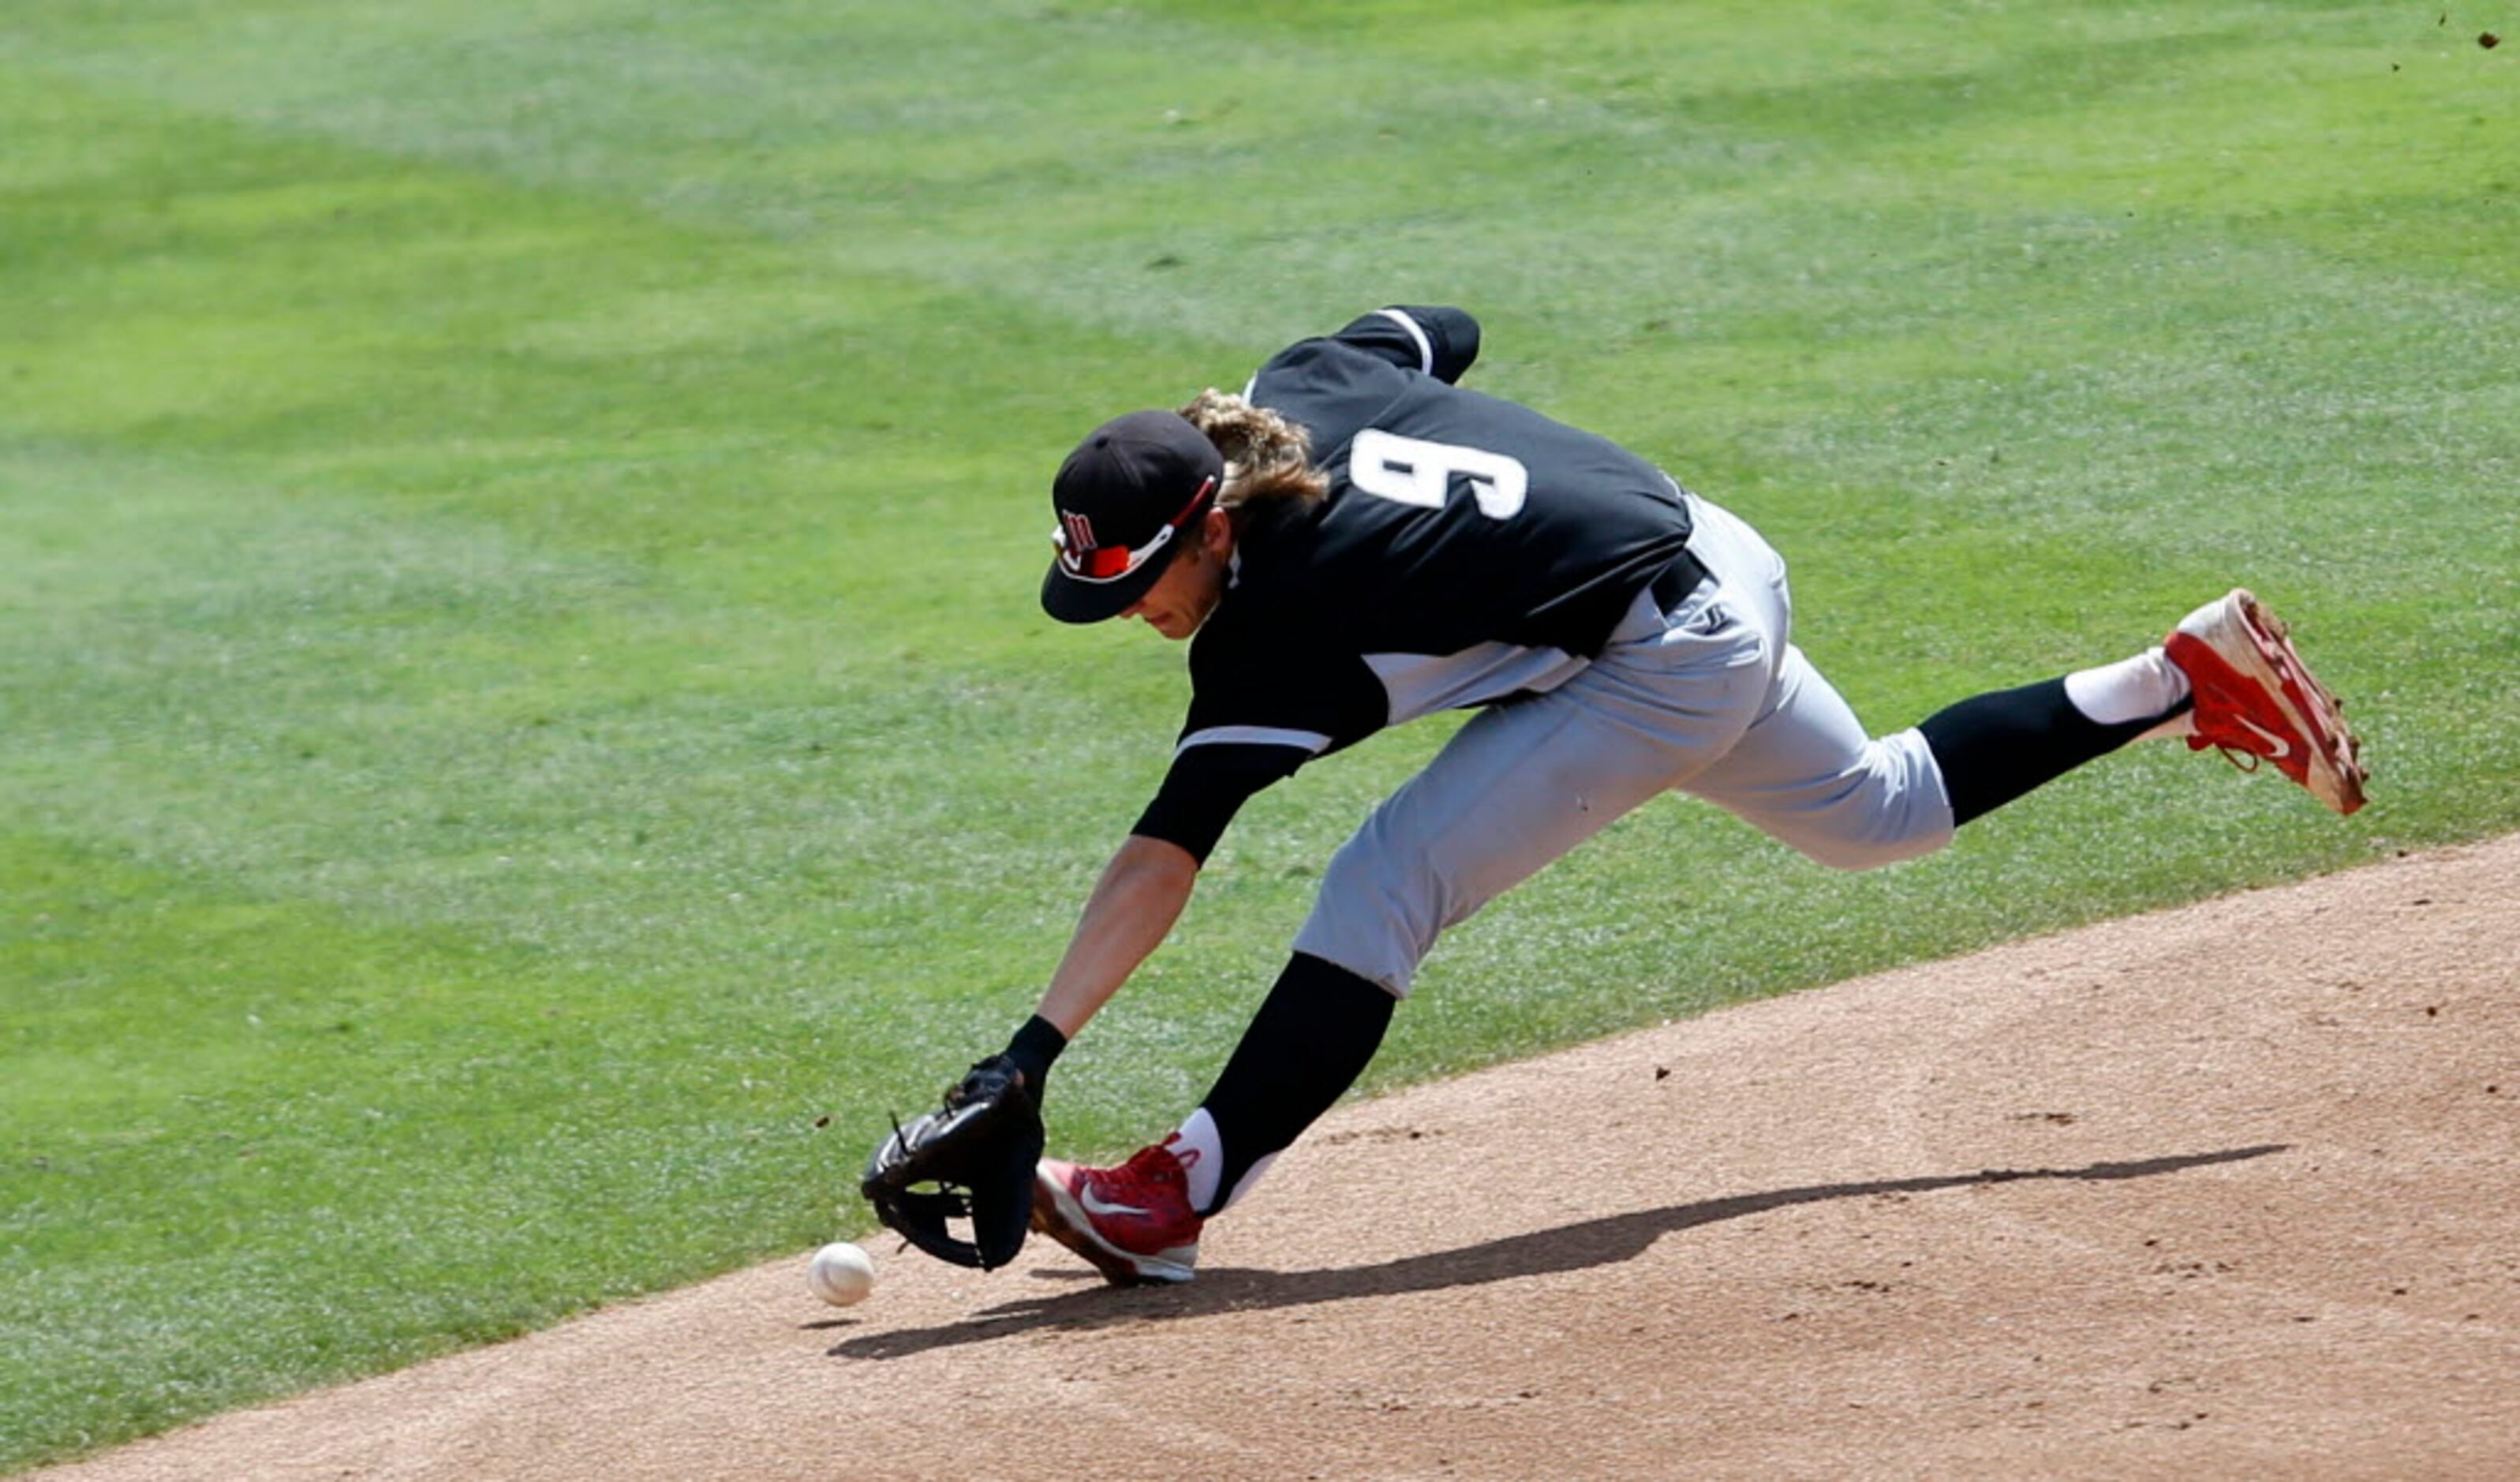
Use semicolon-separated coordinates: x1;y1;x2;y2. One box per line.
43;835;2520;1480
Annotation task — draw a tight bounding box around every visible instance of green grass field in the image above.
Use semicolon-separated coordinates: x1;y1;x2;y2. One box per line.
4;1;2514;1468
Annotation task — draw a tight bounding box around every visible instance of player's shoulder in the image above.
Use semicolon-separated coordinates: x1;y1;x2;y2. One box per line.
1250;305;1481;398
1248;332;1402;410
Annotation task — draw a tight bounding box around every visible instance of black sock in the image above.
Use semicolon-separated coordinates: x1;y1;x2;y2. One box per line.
1919;677;2187;826
1196;952;1396;1214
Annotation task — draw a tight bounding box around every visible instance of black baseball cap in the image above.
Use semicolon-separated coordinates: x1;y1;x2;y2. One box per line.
1040;410;1224;624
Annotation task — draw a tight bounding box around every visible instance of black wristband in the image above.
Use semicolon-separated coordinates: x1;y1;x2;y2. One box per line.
1002;1014;1068;1095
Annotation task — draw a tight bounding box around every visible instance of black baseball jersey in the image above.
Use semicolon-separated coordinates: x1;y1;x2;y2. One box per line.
1132;306;1698;861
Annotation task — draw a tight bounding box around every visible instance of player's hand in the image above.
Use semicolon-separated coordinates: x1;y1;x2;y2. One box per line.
859;1055;1044;1270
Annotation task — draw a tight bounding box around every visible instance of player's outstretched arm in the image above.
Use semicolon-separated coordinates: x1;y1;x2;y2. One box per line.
862;844;1192;1260
1034;833;1201;1039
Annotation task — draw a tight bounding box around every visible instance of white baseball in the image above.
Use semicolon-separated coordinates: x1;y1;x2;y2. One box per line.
807;1241;877;1306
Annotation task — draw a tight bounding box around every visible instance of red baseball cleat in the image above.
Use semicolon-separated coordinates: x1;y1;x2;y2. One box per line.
1031;1136;1205;1286
2166;589;2367;815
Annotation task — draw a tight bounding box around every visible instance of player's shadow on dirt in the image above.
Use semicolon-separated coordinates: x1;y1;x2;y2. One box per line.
832;1143;2285;1360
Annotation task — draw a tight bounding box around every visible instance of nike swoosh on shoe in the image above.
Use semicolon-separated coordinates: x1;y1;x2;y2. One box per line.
2232;713;2294;760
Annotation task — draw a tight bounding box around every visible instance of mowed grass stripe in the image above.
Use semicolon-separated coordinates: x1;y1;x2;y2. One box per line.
5;54;2499;1043
0;69;1243;1462
0;832;880;1460
10;4;2511;334
7;18;2509;696
2;2;2514;1468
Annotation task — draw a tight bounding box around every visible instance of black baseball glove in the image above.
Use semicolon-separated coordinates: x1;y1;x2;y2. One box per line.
860;1054;1043;1271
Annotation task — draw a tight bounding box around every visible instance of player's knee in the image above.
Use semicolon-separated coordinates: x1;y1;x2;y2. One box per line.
1780;788;1955;870
1759;732;1956;871
1294;838;1444;998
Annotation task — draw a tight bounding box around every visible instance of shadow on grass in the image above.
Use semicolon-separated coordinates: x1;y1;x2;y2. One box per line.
832;1143;2286;1360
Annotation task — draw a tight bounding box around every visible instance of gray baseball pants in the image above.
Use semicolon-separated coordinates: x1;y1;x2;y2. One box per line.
1292;494;1955;997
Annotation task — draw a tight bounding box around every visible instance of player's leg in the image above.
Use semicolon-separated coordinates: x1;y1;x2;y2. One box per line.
1647;494;1961;866
1684;633;2206;863
1677;488;2361;845
1913;652;2191;826
1689;590;2365;863
1678;641;1959;868
1639;490;2116;858
1176;951;1393;1214
1030;951;1393;1283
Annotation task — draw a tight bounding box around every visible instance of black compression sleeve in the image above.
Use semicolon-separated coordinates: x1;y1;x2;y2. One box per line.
1918;677;2185;825
1128;743;1309;863
1196;952;1395;1214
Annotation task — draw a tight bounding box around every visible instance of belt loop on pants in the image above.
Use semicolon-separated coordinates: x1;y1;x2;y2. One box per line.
1648;545;1711;612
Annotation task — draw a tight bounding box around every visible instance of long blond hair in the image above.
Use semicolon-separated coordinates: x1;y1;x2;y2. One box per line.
1177;389;1328;522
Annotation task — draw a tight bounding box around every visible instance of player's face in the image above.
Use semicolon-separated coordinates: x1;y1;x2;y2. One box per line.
1124;512;1232;641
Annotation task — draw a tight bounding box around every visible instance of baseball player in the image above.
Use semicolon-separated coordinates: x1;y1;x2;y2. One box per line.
926;305;2365;1286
